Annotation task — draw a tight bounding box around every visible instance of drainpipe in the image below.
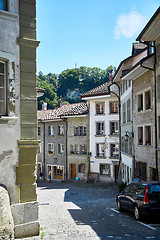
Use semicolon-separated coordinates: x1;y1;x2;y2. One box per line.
139;41;158;181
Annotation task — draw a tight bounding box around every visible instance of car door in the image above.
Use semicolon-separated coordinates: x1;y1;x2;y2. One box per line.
124;184;137;211
119;184;132;210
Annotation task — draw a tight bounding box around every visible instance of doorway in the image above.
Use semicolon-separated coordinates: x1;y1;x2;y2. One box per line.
71;164;76;179
114;165;119;182
54;166;63;180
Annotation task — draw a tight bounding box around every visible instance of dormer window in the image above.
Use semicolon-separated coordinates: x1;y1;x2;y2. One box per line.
0;0;8;11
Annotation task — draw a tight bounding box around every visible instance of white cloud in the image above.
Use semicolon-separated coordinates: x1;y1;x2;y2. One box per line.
114;10;147;39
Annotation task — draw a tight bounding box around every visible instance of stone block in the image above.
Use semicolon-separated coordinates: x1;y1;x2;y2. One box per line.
20;183;37;203
16;164;36;184
14;221;39;239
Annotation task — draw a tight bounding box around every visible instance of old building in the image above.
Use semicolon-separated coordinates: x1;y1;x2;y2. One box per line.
0;0;40;238
122;51;155;181
136;6;160;181
37;102;89;181
112;43;147;183
81;82;119;182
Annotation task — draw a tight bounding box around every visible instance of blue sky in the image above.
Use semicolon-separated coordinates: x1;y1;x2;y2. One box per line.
37;1;160;75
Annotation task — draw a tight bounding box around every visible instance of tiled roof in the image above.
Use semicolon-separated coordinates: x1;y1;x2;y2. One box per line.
38;102;88;121
81;81;110;98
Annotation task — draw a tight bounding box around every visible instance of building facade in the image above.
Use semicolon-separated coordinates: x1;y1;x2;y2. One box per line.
37;102;89;181
0;0;39;238
82;83;119;182
112;43;147;183
67;114;89;180
136;6;160;181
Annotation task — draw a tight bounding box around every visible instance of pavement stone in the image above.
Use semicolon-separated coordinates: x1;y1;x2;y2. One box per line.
16;181;119;240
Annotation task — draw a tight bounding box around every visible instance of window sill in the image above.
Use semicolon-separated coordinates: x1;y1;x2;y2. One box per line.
0;116;18;120
95;134;106;137
137;144;152;147
95;156;106;159
0;10;18;21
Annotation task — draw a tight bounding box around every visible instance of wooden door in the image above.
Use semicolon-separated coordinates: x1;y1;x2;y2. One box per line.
71;164;76;179
114;165;119;182
54;166;63;180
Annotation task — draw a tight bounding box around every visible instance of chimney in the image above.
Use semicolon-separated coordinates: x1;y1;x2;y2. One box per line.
42;102;47;110
58;99;62;108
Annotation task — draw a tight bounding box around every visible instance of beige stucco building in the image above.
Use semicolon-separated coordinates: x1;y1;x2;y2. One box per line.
0;0;39;238
37;102;89;181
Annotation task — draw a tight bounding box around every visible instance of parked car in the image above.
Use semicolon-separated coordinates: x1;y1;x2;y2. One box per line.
116;181;160;220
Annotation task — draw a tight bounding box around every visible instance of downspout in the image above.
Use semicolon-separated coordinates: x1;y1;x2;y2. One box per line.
139;41;158;181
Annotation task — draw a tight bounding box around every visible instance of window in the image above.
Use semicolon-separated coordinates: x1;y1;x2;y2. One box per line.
96;143;105;157
58;144;64;155
96;103;104;114
127;99;131;122
75;144;80;154
100;164;110;176
80;145;86;155
38;127;41;136
145;90;151;110
58;125;64;135
123;103;126;123
48;143;54;154
37;143;41;153
0;0;7;11
111;144;119;158
70;145;75;154
145;126;151;145
110;122;118;135
70;144;86;155
138;127;143;145
110;102;118;114
0;61;6;116
135;162;146;180
74;126;86;136
79;164;85;173
48;126;54;136
96;122;104;135
138;93;143;112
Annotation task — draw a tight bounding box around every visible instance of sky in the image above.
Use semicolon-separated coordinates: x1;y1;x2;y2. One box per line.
36;0;160;75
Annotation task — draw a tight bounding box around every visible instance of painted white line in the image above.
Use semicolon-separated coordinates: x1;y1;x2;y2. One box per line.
110;208;119;213
137;221;156;230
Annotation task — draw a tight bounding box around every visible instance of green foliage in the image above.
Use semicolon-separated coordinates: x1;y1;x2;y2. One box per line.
37;65;116;109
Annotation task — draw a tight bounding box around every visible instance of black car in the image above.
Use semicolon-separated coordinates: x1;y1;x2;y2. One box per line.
116;182;160;220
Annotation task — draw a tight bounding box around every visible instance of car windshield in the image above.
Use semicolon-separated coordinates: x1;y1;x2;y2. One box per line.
149;184;160;194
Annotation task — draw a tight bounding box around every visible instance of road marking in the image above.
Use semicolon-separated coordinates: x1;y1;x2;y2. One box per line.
137;221;156;230
110;208;119;213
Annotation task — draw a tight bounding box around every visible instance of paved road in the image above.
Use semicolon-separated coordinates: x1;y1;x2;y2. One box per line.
17;181;160;240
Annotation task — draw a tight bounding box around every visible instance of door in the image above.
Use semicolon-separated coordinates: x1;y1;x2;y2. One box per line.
114;165;119;182
71;164;76;179
54;166;63;180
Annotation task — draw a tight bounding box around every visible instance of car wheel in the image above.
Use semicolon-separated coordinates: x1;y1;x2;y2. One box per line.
134;206;140;220
117;200;122;211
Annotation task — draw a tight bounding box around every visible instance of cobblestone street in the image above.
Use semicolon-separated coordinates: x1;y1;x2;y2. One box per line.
17;181;160;240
